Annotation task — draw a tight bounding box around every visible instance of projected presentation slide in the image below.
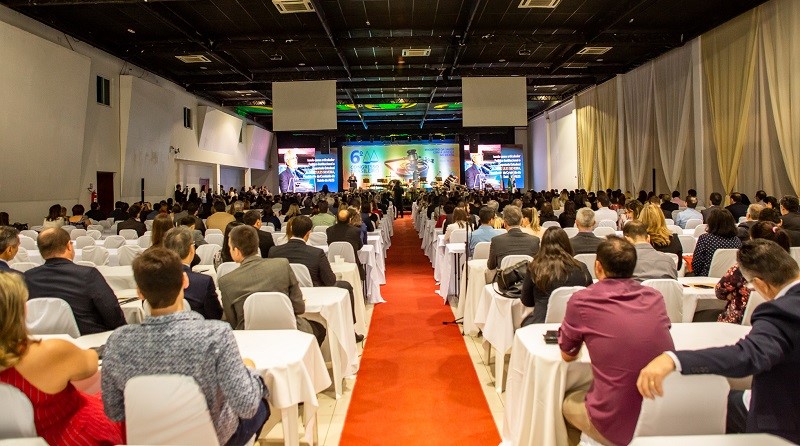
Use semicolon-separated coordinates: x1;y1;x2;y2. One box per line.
463;144;524;190
277;147;339;193
342;143;460;188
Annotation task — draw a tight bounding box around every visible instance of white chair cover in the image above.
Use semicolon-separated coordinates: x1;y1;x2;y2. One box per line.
574;254;597;279
86;229;102;240
25;298;80;338
216;262;239;279
243;292;297;330
597;220;617;228
69;229;87;240
742;290;766;326
313;225;328;233
692;224;708;237
592;227;615;238
563;227;579;238
196;244;221;265
678;235;697;255
144;220;154;231
74;236;95;249
473;242;491;260
19;230;38;240
500;255;532;270
685;219;704;230
119;229;139;240
544;286;586;323
142;299;191;317
261;225;275;233
11;262;38;273
708;249;739;278
791;247;800;265
632;374;729;439
118;245;144;266
641;279;684;323
204;234;224;247
103;235;126;249
449;229;467;244
75;260;96;267
80;246;110;266
137;235;152;249
61;225;76;234
664;219;675;226
271;232;287;246
12;247;30;263
0;383;36;439
542;221;561;229
18;236;37;251
205;229;223;236
124;375;221;446
289;263;314;287
87;224;104;233
327;241;356;264
671;210;682;222
308;232;328;247
666;225;683;235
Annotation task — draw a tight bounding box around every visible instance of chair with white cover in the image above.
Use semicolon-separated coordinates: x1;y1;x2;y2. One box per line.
597;220;617;229
196;244;221;265
790;247;800;265
74;236;95;249
574;254;597;280
75;260;96;267
80;246;110;266
119;229;139;240
708;248;739;278
18;236;37;251
124;375;226;446
563;227;579;238
11;262;38;273
542;221;561;229
205;228;223;236
327;241;357;264
136;235;152;249
103;235;126;249
261;225;275;233
0;383;36;439
666;225;682;235
593;227;615;238
685;219;703;230
631;374;729;439
20;230;38;240
313;225;328;233
144;220;154;231
216;261;240;279
289;263;314;287
25;298;80;338
205;233;224;247
69;229;87;240
664;219;675;226
87;224;104;233
86;229;102;240
739;216;747;224
142;299;191;317
678;235;697;255
742;290;766;326
641;279;684;323
692;224;708;237
449;228;467;244
473;242;491;260
308;232;327;247
271;232;287;246
544;286;586;323
61;225;76;234
500;255;533;270
12;247;30;264
117;245;144;266
243;292;297;330
671;210;682;222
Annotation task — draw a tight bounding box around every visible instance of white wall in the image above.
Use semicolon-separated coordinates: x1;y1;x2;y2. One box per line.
530;116;548;190
530;100;579;191
220;167;245;191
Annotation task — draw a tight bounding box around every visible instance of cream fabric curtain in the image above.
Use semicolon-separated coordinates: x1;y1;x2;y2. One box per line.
621;64;654;192
575;80;618;190
575;90;597;190
702;10;759;198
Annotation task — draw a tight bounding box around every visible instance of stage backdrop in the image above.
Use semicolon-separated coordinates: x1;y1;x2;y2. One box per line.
277;147;339;193
462;144;525;190
342;143;460;187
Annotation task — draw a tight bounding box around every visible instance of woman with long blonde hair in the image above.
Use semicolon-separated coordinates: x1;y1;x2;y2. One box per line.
521;207;545;238
0;273;123;445
638;203;684;268
283;203;301;222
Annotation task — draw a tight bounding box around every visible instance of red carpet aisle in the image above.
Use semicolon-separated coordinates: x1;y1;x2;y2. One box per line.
339;216;500;445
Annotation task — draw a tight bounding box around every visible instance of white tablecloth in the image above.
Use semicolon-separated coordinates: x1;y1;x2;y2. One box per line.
679;277;723;321
358;245;385;303
628;434;793;445
97;265;136;291
503;323;752;446
115;289;145;324
301;287;358;398
437;243;465;300
330;262;367;335
457;259;490;336
367;234;386;284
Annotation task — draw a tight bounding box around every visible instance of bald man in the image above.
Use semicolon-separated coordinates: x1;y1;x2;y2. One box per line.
325;209;365;280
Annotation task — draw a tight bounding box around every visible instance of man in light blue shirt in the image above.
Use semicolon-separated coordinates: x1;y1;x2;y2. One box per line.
468;207;503;255
675;196;703;228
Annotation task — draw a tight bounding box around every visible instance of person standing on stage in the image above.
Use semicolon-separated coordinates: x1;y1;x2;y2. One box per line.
393;180;405;218
348;172;358;191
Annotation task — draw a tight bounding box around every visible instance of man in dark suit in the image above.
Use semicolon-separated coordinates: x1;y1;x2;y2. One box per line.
0;226;20;272
726;192;749;221
393;180;404;218
110;201;128;222
24;228;126;335
326;209;365;280
163;226;222;320
116;204;146;237
779;195;800;247
570;208;603;255
638;239;800;444
279;151;301;193
243;210;274;258
702;192;723;222
659;194;679;216
487;206;539;270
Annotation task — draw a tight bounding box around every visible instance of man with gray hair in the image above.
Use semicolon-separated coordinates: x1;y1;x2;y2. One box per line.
737;203;764;242
0;226;20;272
570;207;603;254
163;226;223;320
486;205;540;270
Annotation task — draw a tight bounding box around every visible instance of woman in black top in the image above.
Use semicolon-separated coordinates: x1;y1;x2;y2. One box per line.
539;202;559;223
558;201;577;228
520;228;593;326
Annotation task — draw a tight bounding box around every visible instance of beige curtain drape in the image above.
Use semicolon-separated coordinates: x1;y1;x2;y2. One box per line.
575;90;596;190
702;10;759;198
621;64;654;192
575;80;618;190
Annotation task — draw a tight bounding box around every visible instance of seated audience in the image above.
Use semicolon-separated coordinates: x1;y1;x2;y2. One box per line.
243;210;274;258
619;199;643;229
660;193;679;215
558;201;577;228
110;202;128;222
638;239;800;444
539;202;558;223
0;273;123;445
520;207;545;238
101;248;268;446
520;228;592;325
779;195;800;246
692;208;742;277
701;192;723;222
0;226;20;272
183;201;207;235
639;203;684;269
675;196;702;228
163;226;223;320
207;200;236;232
310;200;335;227
736;204;763;242
671;190;686;207
559;237;673;446
283;203;301;222
468;207;502;255
444;207;470;243
327;209;366;280
219;225;326;344
262;207;282;231
487;206;540;270
25;228;125;335
68;204;91;229
147;213;173;249
623;220;677;282
117;204;146;237
219;221;244;266
42;204;65;230
593;195;618;225
85;202;106;222
726;192;749;221
179;215;207;247
569;208;602;254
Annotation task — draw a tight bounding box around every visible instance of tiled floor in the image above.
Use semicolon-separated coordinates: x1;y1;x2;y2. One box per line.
260;294;506;446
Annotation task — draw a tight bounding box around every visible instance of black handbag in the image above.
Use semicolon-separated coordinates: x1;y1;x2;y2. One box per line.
491;260;529;299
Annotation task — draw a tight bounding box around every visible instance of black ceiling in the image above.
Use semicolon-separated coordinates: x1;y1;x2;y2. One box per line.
4;0;765;133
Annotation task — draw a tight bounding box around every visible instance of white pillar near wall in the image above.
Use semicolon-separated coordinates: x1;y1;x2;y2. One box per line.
545;112;553;190
213;164;221;195
691;37;707;205
244;168;252;188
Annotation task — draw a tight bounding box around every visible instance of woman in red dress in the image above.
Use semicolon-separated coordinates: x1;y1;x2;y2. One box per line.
0;272;123;445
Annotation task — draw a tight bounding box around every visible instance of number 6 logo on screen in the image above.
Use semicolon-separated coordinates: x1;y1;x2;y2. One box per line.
350;150;363;164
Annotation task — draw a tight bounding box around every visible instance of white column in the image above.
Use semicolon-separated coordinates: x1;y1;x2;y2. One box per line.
244;168;252;188
545;111;553;190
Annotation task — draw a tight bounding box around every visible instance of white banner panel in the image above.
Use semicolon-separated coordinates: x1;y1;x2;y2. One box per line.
273;80;337;131
462;77;527;127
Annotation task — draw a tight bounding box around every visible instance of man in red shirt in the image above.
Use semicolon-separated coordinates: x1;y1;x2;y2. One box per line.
558;237;674;445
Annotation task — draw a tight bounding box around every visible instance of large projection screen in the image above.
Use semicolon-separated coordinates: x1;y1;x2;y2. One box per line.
462;77;527;127
273;80;337;131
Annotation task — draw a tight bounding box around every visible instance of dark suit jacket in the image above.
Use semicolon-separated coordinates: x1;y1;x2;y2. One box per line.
256;230;275;258
279;169;296;193
0;260;21;274
780;212;800;247
110;209;128;222
487;228;540;270
726;202;749;221
182;264;223;320
675;283;800;443
465;165;481;189
24;258;126;335
326;222;365;279
117;218;146;237
268;239;336;287
661;201;679;215
570;232;603;255
737;221;757;242
701;205;719;222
